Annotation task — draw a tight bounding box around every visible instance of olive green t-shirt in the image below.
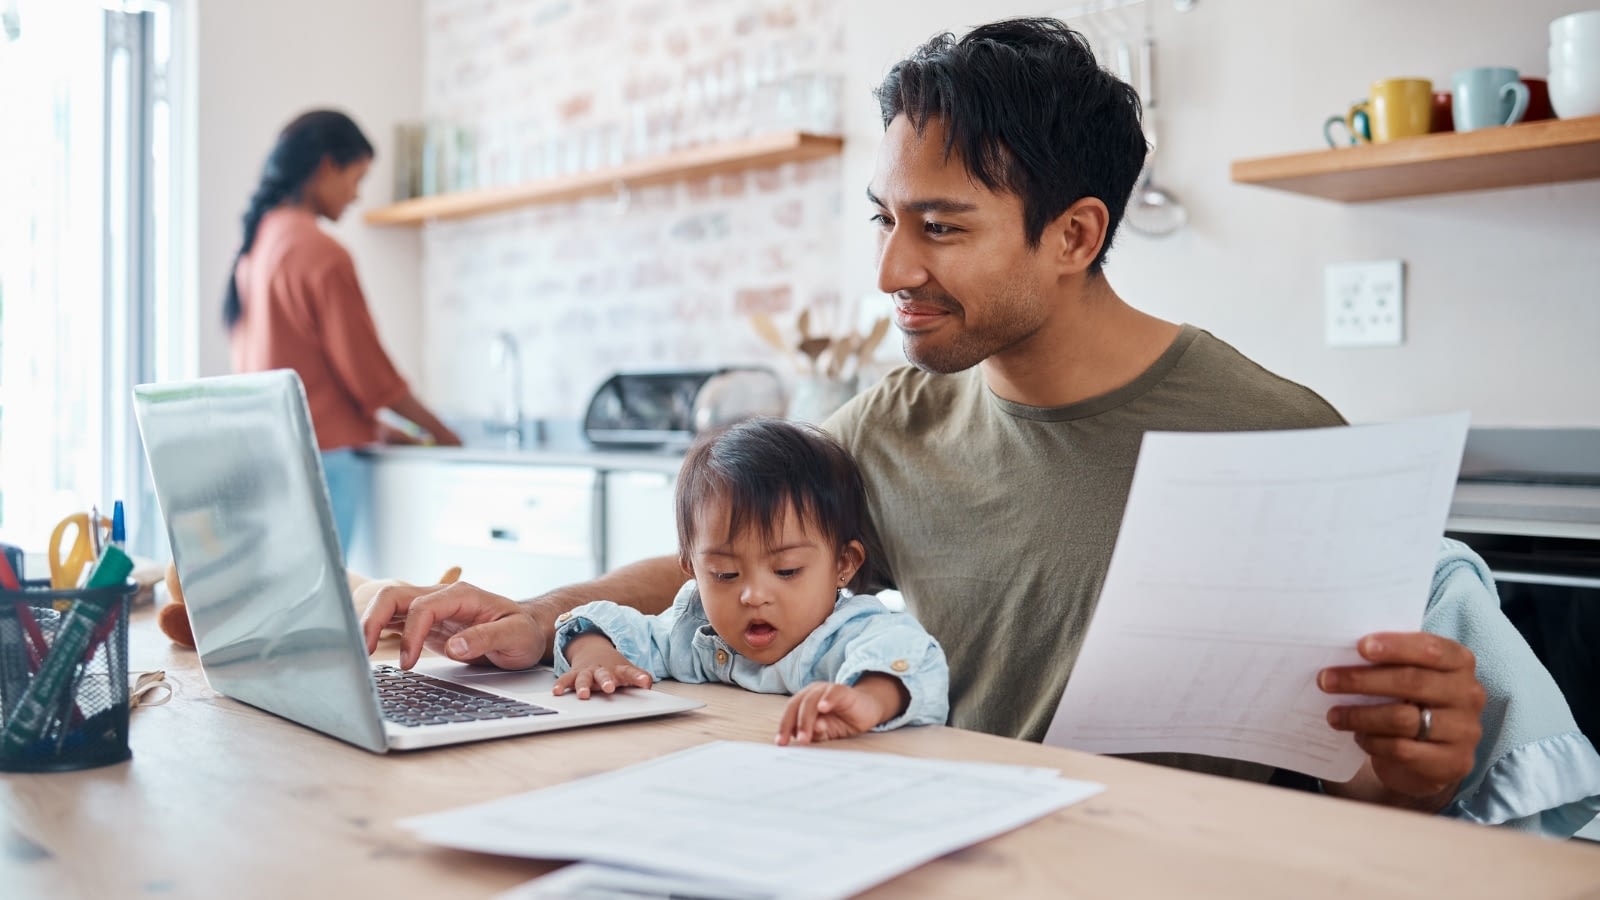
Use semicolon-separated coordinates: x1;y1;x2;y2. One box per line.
826;325;1347;767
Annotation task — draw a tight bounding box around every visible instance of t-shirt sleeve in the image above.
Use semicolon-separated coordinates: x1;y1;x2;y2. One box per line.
311;253;409;418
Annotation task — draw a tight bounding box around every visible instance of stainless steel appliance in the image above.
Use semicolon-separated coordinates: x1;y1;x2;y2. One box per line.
582;368;786;448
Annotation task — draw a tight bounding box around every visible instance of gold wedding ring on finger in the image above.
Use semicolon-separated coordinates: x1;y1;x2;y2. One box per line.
1413;704;1433;742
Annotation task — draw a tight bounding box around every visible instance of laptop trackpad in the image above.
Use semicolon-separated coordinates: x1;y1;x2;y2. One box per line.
414;660;559;697
407;658;698;714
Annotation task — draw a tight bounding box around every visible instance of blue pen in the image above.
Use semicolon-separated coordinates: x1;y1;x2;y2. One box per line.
110;501;126;549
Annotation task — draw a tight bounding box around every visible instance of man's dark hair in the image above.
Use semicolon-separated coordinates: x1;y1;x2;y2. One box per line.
874;17;1146;271
675;417;884;594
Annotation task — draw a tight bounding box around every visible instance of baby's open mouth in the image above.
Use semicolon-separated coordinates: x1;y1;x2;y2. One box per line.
744;622;777;648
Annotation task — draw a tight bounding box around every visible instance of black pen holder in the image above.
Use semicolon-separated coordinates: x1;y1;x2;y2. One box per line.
0;580;134;772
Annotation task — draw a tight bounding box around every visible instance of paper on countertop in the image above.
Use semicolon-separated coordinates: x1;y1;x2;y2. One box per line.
1044;413;1469;781
495;862;782;900
405;740;1104;900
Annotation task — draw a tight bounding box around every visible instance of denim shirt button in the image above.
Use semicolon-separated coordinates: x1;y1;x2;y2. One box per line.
556;612;572;624
715;648;729;666
890;659;909;673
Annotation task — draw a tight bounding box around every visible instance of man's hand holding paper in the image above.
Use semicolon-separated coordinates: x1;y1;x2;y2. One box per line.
1320;630;1486;808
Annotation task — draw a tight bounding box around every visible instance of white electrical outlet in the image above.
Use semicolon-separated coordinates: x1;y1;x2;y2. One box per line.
1325;259;1404;348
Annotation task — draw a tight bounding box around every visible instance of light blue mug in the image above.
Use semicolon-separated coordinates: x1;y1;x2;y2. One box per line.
1452;67;1530;131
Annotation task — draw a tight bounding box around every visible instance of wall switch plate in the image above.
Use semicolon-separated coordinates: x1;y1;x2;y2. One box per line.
1325;259;1404;348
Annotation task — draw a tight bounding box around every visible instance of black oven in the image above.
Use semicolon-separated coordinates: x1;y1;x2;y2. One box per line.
1446;531;1600;749
1448;428;1600;751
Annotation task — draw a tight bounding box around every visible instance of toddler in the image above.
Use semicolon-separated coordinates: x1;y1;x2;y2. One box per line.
552;417;948;744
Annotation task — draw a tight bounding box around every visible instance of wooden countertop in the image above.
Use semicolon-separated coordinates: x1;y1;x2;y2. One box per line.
3;610;1597;898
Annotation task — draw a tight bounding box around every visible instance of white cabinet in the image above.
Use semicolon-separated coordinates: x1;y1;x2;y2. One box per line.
603;470;679;572
359;458;600;599
352;457;445;586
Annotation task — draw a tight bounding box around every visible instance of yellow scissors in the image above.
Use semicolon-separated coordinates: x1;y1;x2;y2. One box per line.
49;511;113;590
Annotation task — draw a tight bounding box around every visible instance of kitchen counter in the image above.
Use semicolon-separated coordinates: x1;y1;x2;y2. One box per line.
1446;427;1600;540
356;442;686;475
1447;481;1600;540
360;446;1600;538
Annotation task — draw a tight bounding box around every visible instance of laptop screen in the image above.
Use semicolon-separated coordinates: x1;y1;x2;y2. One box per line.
134;370;388;752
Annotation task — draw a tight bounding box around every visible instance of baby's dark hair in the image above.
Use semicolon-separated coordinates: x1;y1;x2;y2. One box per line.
675;417;881;593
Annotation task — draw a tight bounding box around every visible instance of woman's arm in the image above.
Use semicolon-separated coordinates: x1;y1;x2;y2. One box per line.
386;391;462;446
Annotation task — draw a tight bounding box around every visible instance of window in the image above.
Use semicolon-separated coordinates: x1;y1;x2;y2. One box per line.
0;0;190;559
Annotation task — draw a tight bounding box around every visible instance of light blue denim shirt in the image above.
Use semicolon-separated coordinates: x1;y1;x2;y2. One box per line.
552;581;949;731
1427;539;1600;837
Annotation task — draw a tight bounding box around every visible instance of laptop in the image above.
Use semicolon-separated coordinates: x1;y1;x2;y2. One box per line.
132;369;702;752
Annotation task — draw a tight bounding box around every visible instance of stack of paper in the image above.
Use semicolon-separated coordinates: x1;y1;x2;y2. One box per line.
401;740;1103;899
1045;413;1470;781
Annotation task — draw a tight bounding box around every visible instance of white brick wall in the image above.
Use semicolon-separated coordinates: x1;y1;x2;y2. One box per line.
420;0;847;421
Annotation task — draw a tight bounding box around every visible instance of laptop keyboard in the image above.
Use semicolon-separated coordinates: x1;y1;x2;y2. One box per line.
373;664;558;728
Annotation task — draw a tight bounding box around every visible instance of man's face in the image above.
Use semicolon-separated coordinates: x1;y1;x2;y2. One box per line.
867;115;1053;374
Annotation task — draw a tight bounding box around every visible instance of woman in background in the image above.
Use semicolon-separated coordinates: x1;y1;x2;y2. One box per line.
226;109;461;557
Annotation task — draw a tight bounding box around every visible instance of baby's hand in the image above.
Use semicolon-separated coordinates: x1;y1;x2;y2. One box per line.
777;675;905;745
553;633;653;699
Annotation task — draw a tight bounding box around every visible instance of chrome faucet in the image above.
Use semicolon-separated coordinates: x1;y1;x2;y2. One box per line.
489;331;525;449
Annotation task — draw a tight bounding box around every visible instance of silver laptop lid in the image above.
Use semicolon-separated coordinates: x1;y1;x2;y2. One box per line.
133;370;388;752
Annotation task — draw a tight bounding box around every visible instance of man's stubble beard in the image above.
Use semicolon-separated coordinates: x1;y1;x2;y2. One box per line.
901;285;1042;376
902;329;989;375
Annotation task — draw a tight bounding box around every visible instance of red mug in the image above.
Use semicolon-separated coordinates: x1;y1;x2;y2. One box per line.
1430;91;1454;132
1522;77;1554;121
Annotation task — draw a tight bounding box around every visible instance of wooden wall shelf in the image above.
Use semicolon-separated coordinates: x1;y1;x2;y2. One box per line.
1230;115;1600;202
364;130;844;226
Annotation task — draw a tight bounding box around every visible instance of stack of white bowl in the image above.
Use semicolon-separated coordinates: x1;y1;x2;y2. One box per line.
1550;10;1600;117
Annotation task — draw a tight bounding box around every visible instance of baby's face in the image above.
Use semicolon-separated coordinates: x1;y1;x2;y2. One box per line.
689;499;863;666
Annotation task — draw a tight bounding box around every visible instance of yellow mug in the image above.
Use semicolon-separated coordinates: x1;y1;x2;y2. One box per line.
1345;78;1434;144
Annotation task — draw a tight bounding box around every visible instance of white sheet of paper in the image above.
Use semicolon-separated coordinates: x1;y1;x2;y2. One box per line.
1043;413;1469;781
495;862;782;900
403;740;1103;899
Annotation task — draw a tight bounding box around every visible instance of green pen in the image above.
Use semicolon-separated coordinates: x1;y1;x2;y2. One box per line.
0;546;134;753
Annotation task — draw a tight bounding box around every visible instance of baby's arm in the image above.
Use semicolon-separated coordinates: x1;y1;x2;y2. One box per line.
778;601;950;744
551;599;679;698
777;676;909;745
554;633;653;698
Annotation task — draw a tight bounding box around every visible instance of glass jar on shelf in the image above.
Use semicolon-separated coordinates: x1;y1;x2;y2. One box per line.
392;122;425;201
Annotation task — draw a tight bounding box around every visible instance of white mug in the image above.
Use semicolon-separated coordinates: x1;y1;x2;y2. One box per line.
1550;9;1600;44
1551;65;1600;118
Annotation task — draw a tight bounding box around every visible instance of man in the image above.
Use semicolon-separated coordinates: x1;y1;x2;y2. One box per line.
363;18;1600;834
